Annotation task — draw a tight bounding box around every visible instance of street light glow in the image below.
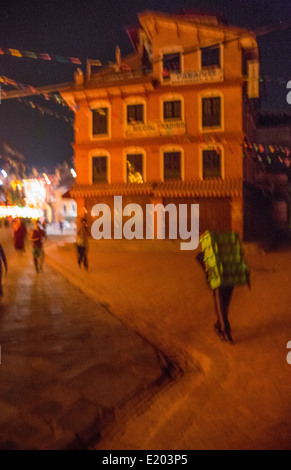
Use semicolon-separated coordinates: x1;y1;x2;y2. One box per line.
0;205;43;219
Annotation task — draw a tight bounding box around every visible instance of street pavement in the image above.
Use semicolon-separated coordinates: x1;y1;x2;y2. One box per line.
44;231;291;450
0;229;168;450
1;225;291;450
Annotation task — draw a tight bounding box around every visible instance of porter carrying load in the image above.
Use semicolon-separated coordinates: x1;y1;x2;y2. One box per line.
197;231;250;343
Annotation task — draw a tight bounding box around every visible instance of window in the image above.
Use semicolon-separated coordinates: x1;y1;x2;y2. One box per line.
163;100;182;120
127;154;143;183
201;45;220;68
162;52;181;80
92;156;108;183
202;96;221;128
202;149;221;179
92;107;108;136
163;152;181;180
127;104;144;124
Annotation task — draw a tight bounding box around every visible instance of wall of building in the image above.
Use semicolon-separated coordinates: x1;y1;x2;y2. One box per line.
73;84;244;186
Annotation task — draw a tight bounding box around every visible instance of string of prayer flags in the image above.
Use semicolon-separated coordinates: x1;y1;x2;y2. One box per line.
17;98;74;124
0;75;71;109
243;137;291;169
0;46;83;65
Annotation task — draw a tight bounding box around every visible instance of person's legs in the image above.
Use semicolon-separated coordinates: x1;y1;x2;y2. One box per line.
33;248;39;272
218;287;234;342
83;248;88;269
77;246;82;266
213;289;225;340
38;248;44;271
78;246;87;267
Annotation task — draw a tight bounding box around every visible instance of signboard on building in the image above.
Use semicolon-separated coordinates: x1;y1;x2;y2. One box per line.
125;120;186;137
170;67;224;86
247;60;259;98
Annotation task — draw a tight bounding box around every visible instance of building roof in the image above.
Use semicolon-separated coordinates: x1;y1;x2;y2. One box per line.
67;179;243;199
138;10;257;41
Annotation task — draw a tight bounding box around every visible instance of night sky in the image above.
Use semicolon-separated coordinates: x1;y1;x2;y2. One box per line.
0;0;290;172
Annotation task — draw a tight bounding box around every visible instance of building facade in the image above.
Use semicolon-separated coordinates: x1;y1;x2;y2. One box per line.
61;11;259;239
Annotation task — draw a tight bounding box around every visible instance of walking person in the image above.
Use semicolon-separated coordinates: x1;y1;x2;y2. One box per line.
0;243;8;298
197;230;250;344
29;219;46;273
12;218;27;253
76;217;89;269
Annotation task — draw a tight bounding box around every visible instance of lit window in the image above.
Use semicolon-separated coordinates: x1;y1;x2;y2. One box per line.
164;152;181;180
127;154;143;183
92;156;108;183
202;97;221;128
127;104;144;124
163;100;182;120
92;107;108;136
202;149;221;179
162;52;181;80
201;46;220;68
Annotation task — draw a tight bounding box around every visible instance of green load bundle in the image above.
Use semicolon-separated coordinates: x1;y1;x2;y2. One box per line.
199;230;250;290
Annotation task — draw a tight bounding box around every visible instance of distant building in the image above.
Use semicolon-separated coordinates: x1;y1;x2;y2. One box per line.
61;10;261;239
246;111;291;236
23;172;77;226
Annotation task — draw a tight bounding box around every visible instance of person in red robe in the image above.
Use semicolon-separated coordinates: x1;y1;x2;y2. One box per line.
12;218;27;252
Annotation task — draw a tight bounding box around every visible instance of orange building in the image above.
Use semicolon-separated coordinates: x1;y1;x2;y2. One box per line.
61;10;259;239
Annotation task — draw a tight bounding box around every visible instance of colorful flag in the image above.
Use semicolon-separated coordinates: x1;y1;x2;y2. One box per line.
40;53;51;60
24;51;38;59
70;57;82;64
9;49;22;57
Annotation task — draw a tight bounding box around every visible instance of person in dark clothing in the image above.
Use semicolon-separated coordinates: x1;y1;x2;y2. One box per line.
76;218;89;269
0;244;8;297
29;220;46;272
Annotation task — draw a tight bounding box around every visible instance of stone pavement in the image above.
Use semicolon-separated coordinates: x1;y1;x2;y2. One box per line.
44;234;291;450
0;232;168;450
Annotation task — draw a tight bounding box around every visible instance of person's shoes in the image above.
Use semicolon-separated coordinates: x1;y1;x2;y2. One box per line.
226;335;234;344
214;324;227;341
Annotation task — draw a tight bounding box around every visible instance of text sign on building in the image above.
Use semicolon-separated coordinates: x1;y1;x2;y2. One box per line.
125;121;186;137
247;60;259;98
170;67;224;86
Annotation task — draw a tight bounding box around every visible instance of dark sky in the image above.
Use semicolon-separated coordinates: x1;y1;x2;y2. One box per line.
0;0;290;172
